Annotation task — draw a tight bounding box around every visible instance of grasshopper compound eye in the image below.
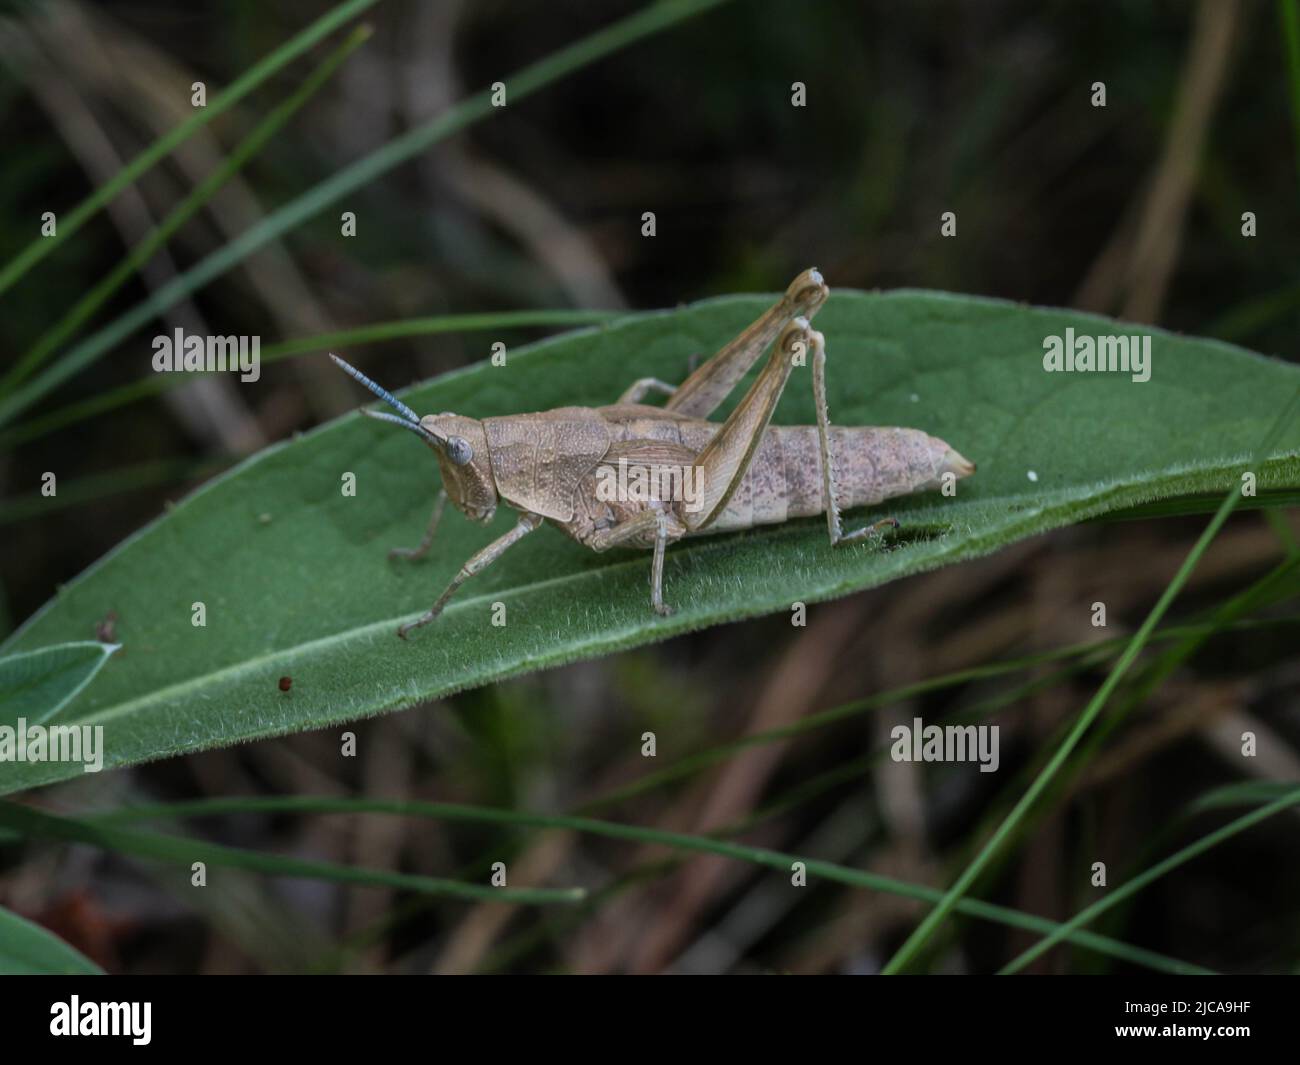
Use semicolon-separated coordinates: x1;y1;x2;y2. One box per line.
446;436;473;465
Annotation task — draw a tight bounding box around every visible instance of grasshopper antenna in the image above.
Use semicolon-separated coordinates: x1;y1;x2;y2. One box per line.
360;408;444;446
329;352;423;425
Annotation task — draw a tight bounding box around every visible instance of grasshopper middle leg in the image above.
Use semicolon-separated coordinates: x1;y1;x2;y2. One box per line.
585;508;686;616
618;377;678;404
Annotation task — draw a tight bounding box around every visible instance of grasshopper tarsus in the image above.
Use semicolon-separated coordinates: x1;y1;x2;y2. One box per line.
397;609;438;639
834;515;901;547
332;270;975;627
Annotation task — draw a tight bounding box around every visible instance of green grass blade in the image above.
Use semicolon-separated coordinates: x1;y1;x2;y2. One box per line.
881;387;1300;974
91;795;1211;974
891;555;1300;972
1265;507;1300;554
998;786;1300;973
1184;780;1300;814
0;801;582;905
1280;0;1300;183
0;23;373;393
0;0;733;429
1072;555;1300;766
0;0;381;298
0;310;621;449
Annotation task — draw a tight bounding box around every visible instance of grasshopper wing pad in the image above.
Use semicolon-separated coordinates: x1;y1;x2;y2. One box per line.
483;407;611;522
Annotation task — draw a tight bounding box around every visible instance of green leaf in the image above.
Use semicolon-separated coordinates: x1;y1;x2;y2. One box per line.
2;289;1299;794
0;905;103;975
0;641;120;727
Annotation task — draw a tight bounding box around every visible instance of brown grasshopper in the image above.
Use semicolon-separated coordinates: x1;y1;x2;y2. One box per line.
331;268;975;638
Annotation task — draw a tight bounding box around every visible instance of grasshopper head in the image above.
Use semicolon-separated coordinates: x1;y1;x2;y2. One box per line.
420;413;497;523
329;353;499;523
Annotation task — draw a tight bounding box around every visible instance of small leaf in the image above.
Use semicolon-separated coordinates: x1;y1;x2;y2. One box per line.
0;641;120;727
1;290;1298;794
0;905;103;975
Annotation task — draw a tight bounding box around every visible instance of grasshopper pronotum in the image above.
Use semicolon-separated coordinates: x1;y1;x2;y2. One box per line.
331;269;975;638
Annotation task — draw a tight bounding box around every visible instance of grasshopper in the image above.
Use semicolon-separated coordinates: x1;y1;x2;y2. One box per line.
331;269;975;638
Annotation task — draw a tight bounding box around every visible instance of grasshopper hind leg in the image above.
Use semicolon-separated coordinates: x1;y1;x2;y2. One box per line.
809;329;899;547
665;268;828;419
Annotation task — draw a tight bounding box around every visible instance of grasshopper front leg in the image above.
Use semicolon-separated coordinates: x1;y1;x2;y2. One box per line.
389;488;448;562
398;511;542;639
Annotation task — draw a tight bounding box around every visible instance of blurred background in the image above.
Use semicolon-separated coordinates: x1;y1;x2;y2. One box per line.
2;0;1299;973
